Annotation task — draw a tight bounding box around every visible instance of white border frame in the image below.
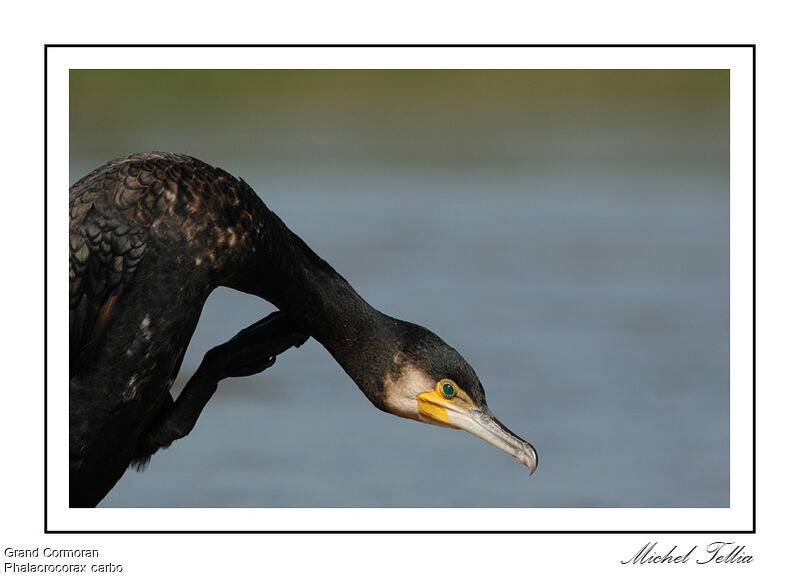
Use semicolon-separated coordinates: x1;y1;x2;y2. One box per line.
46;45;753;532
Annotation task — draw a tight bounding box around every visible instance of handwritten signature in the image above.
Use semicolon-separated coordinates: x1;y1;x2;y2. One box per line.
621;542;753;565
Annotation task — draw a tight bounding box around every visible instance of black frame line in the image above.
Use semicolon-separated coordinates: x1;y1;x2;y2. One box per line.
48;43;750;48
44;43;48;533
45;43;755;534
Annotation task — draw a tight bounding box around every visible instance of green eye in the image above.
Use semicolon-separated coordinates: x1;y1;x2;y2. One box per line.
440;381;455;398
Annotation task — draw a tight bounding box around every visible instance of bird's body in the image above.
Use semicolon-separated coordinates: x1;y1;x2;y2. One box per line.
69;152;537;507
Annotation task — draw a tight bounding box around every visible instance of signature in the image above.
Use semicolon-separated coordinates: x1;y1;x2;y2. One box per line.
621;542;753;565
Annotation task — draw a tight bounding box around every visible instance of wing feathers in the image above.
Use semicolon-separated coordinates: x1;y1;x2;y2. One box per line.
69;205;149;377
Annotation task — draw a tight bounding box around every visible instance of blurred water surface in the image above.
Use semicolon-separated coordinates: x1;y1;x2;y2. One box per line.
69;69;729;508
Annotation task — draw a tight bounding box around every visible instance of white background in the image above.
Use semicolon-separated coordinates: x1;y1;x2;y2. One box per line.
1;1;793;575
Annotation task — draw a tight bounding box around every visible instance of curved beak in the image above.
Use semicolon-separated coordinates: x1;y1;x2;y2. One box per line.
417;392;538;474
451;406;538;475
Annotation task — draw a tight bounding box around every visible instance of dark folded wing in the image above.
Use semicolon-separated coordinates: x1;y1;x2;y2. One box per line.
69;206;148;377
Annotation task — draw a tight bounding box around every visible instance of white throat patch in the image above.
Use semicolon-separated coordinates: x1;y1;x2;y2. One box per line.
381;356;435;421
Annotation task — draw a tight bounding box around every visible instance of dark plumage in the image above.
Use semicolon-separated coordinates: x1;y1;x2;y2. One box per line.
69;152;536;507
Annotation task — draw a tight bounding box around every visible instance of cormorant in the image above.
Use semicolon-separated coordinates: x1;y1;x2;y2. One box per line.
69;152;538;507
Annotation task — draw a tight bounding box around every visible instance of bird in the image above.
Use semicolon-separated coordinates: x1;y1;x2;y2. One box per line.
69;152;538;507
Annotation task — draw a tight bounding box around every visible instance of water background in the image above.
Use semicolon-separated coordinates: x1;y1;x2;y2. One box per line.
69;70;729;507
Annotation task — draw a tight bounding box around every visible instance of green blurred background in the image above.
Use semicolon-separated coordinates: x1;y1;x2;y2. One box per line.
71;69;727;171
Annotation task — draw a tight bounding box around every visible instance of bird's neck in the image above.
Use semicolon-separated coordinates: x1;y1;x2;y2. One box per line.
234;210;397;407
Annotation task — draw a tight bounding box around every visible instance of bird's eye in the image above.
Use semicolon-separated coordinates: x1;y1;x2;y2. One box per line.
438;379;456;399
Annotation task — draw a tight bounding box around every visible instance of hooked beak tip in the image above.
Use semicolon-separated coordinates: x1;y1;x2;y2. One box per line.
522;443;538;476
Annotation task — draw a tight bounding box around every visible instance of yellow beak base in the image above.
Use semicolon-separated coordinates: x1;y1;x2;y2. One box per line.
416;391;451;425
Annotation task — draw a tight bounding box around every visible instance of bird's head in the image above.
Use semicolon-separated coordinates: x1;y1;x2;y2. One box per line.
379;321;538;475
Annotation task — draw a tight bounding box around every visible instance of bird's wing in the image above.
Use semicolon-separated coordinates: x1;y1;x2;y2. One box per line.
69;205;148;377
